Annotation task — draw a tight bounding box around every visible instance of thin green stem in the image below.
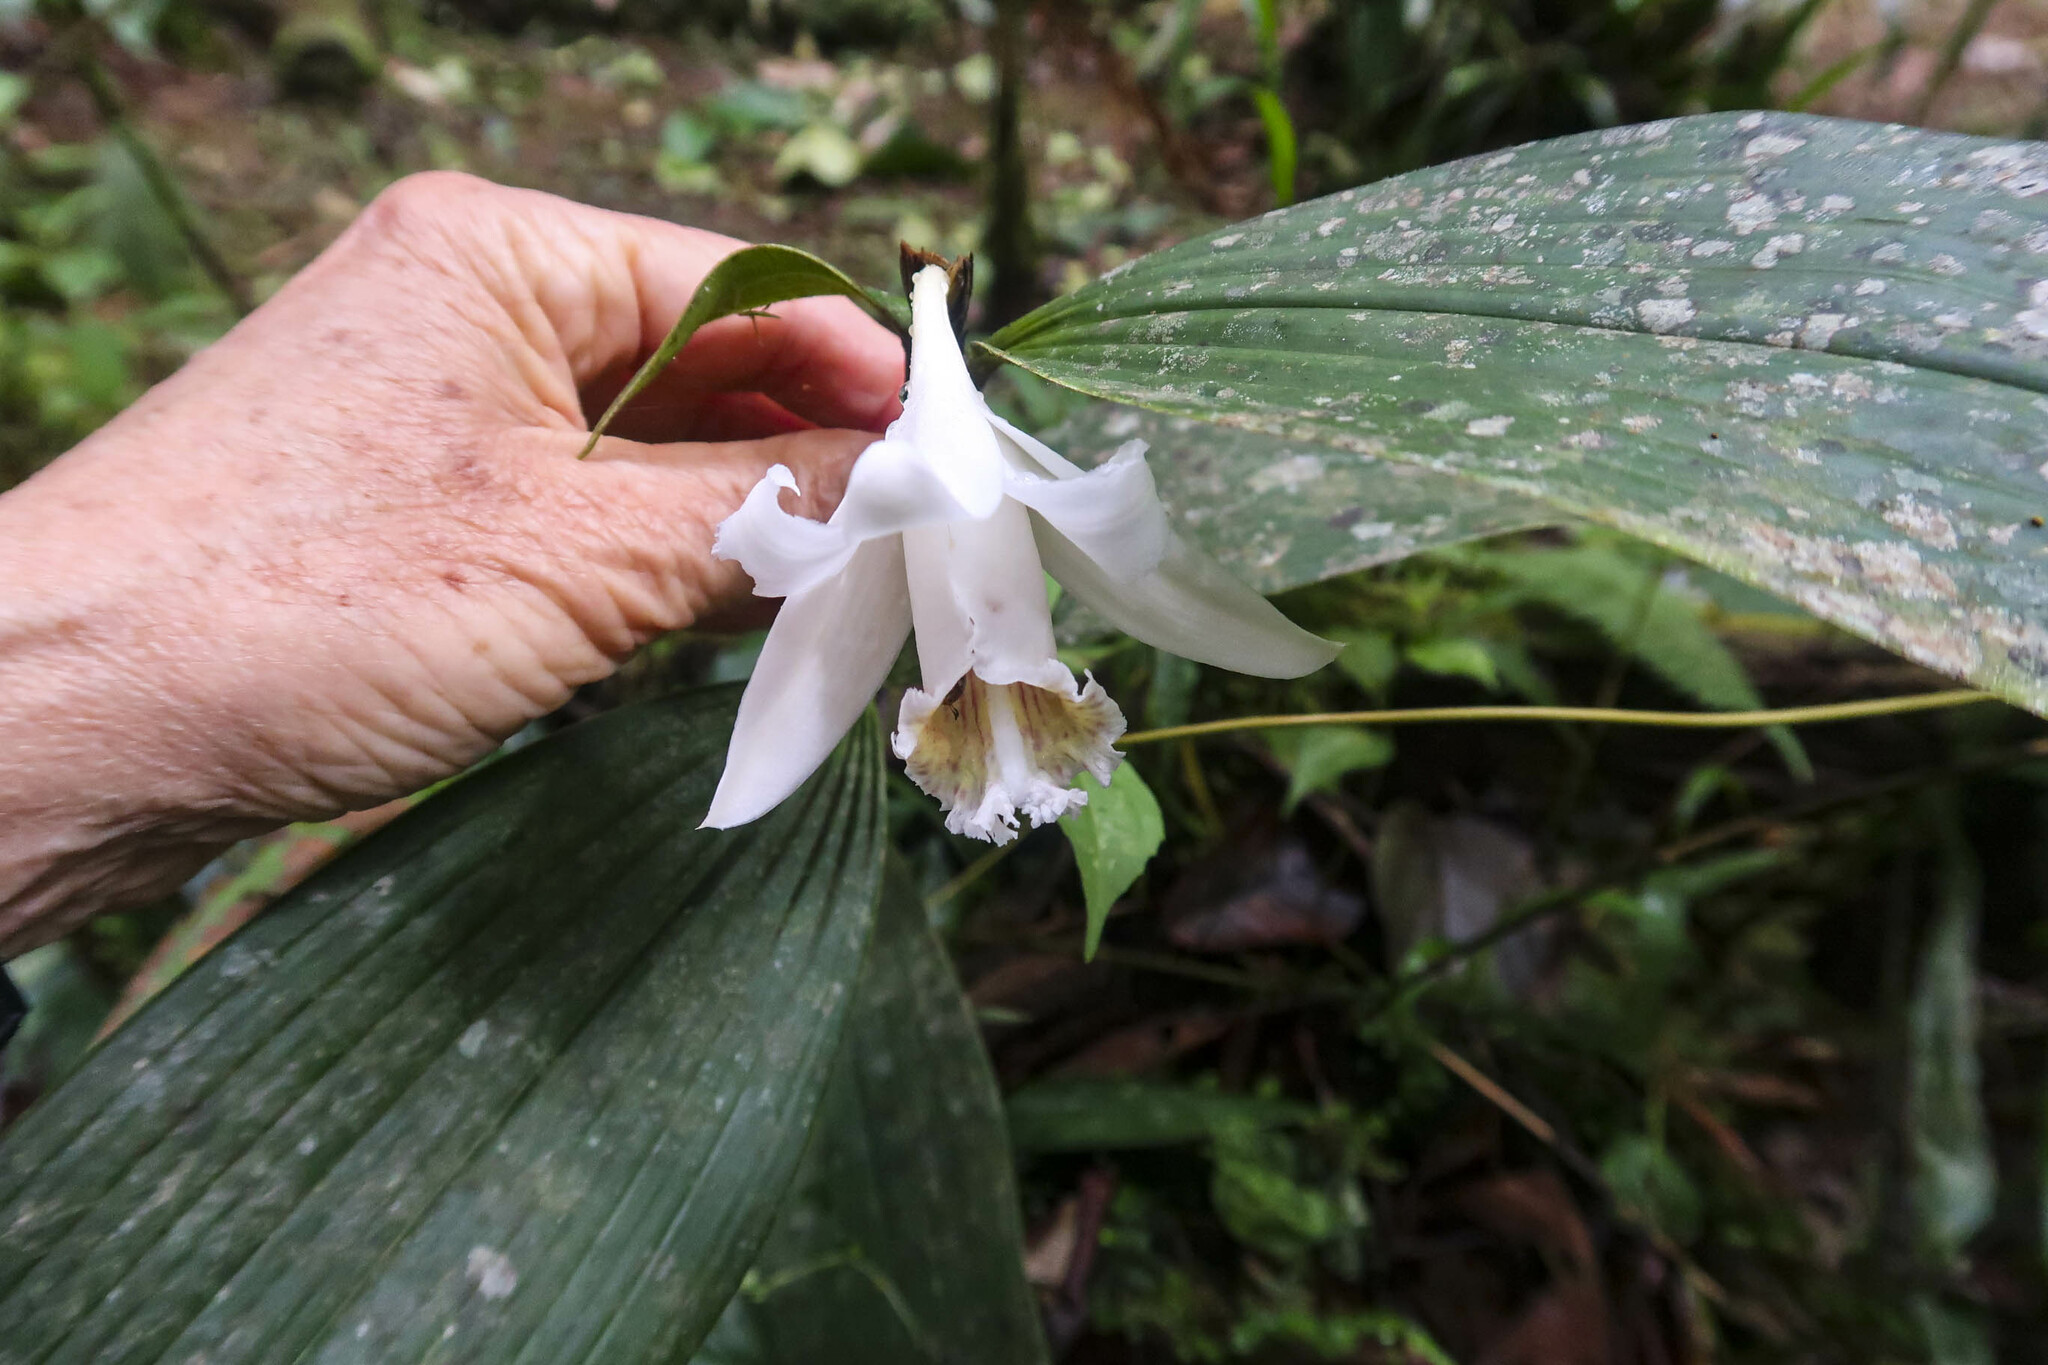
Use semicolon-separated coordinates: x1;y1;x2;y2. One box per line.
924;840;1018;911
1122;689;2000;747
1912;0;2001;126
74;46;252;315
1545;552;1665;842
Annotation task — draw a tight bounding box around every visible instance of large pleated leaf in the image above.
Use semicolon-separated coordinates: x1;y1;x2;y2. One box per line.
697;862;1047;1365
0;688;885;1365
985;112;2048;717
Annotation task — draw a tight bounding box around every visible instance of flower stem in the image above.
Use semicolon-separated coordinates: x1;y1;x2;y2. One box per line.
1120;688;2000;747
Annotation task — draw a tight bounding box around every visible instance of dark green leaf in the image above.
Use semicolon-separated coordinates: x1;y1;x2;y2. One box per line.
1464;540;1812;776
1265;725;1394;813
986;113;2048;718
1909;799;1995;1267
1250;87;1298;209
581;245;906;456
0;72;27;126
706;82;814;134
1209;1121;1359;1264
1473;544;1758;707
700;862;1047;1365
1599;1134;1703;1245
1007;1078;1313;1153
1914;1297;1996;1365
1061;763;1165;960
1403;636;1500;689
0;943;113;1102
0;689;884;1365
661;110;719;163
1332;628;1401;697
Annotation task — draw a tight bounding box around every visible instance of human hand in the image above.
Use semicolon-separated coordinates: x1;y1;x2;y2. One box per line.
0;173;904;955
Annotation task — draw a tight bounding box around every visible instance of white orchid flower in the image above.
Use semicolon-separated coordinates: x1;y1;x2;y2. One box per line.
702;253;1338;842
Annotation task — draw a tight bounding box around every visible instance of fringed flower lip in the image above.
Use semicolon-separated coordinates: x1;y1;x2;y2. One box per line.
703;246;1339;843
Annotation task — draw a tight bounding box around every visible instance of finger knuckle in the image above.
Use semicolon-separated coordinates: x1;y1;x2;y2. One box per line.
355;171;495;245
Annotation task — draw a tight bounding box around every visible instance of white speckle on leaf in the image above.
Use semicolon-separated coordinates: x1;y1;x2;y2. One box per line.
1750;233;1805;268
1882;495;1959;550
1726;192;1778;235
1821;194;1856;212
457;1021;490;1059
467;1247;518;1301
1744;132;1807;158
1855;278;1887;296
216;946;263;980
1622;414;1661;433
1990;524;2020;545
1852;539;1958;599
1316;217;1345;237
1465;416;1513;437
1929;253;1966;276
1799;313;1851;349
1690;239;1733;257
1637;297;1696;333
1248;454;1325;493
1210;233;1243;249
2016;280;2048;337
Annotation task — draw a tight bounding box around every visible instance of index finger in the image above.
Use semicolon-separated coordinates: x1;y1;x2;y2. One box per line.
584;294;907;442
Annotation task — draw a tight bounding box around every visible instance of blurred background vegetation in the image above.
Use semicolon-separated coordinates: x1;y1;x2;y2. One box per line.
6;0;2048;1361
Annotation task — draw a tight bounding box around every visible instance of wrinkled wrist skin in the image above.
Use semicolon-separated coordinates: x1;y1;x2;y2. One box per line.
0;507;276;954
0;172;900;959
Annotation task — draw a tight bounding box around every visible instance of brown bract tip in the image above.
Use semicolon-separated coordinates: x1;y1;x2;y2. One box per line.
899;243;974;343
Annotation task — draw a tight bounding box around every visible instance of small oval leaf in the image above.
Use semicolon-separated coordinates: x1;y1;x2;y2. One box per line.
582;243;905;455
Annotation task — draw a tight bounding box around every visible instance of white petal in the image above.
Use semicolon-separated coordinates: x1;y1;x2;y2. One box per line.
894;669;1125;845
895;266;1005;519
713;440;979;601
901;496;1058;696
983;406;1085;478
998;437;1168;581
829;434;979;541
711;464;858;600
1035;519;1339;679
702;536;911;830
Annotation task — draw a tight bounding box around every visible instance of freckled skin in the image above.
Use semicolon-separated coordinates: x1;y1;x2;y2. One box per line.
0;173;903;956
